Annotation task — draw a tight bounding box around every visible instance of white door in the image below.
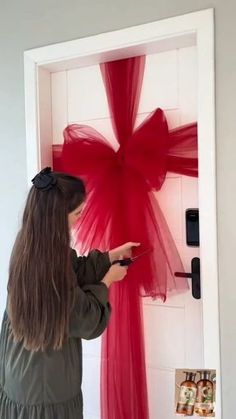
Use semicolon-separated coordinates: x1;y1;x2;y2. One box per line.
144;174;202;419
51;45;202;419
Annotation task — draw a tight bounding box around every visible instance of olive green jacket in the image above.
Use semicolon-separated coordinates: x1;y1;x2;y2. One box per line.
0;249;111;419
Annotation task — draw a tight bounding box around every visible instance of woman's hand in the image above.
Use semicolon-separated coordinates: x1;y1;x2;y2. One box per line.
108;242;140;263
102;259;128;288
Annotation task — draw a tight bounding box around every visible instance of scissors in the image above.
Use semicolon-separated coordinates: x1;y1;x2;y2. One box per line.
112;248;152;266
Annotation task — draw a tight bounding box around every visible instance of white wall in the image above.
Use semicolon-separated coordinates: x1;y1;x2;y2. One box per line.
1;1;236;417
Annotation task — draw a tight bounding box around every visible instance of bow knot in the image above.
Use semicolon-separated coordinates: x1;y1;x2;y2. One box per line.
116;147;126;167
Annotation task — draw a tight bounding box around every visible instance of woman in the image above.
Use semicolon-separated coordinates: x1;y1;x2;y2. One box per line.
0;167;139;419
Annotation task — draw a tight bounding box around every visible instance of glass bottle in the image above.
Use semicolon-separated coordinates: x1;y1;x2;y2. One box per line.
194;370;214;416
176;371;197;416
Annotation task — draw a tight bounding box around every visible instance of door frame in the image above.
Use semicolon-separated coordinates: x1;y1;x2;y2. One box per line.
24;8;221;417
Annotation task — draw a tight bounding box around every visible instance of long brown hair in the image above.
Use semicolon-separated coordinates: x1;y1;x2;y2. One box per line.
7;172;85;351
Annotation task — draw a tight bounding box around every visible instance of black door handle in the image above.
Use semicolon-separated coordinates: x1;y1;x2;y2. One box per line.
174;257;201;299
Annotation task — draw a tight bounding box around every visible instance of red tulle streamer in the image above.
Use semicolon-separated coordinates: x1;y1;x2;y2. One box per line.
53;55;198;419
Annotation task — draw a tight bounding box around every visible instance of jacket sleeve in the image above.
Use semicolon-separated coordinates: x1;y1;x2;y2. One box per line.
71;248;111;287
69;283;111;340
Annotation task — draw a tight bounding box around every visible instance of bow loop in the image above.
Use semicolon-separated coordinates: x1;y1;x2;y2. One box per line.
54;124;116;179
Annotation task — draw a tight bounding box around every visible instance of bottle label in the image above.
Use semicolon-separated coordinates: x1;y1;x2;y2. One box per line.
196;385;213;404
195;402;214;409
195;386;213;410
178;385;197;406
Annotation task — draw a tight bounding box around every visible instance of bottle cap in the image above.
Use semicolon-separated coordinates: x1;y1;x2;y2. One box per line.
197;370;211;380
183;371;197;381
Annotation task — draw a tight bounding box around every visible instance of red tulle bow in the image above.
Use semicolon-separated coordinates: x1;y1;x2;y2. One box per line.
53;55;198;419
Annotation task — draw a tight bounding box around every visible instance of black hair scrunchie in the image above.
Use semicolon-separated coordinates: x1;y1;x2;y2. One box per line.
31;167;57;191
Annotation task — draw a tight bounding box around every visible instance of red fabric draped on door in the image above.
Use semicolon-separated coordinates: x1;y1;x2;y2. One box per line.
53;55;198;419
